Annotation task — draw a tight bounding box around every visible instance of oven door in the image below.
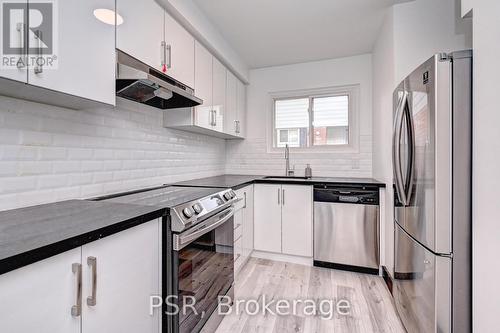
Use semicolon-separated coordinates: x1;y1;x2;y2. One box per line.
170;207;234;333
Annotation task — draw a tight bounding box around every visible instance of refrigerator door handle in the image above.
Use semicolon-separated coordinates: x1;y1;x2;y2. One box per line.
393;90;409;206
404;99;416;204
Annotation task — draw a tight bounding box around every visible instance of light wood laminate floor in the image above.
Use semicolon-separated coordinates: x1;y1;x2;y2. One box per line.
215;258;405;333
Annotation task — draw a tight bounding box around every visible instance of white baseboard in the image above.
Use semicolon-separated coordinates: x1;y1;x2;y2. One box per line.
251;250;314;267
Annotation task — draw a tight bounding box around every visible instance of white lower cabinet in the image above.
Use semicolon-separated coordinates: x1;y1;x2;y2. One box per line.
0;248;82;333
234;185;254;274
281;185;313;257
0;219;161;333
254;184;313;257
254;184;282;253
81;220;161;333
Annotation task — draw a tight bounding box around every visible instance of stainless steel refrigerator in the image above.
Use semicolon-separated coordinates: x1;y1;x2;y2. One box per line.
392;50;472;333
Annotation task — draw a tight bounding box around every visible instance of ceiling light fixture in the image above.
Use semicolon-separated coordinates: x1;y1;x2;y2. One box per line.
93;8;124;26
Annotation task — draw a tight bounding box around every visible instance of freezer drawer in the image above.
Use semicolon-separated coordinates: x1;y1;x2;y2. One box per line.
313;202;379;270
394;223;451;333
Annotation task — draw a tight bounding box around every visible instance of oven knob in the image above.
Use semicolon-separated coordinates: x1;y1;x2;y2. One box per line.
223;192;232;201
192;203;202;214
182;207;194;219
230;190;237;198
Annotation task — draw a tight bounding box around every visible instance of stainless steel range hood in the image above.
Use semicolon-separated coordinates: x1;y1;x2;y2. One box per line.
116;50;202;109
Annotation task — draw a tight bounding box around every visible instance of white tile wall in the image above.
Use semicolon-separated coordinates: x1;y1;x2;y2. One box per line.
0;96;226;211
225;136;372;177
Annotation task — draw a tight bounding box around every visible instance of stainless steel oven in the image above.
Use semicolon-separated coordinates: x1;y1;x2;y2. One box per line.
165;190;237;333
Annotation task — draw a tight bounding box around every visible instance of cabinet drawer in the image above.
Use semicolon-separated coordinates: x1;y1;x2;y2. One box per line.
234;220;243;240
234;235;243;257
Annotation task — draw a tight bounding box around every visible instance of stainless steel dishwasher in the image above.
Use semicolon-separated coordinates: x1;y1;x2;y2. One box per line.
313;185;380;274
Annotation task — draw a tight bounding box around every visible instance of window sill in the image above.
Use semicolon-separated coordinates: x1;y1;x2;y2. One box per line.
267;144;360;155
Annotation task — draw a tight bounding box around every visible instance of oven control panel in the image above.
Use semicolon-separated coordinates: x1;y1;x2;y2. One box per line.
171;189;238;233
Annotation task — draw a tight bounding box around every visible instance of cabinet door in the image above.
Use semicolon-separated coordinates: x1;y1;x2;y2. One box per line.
236;79;246;137
212;57;226;132
0;248;82;333
28;0;115;104
116;0;164;72
254;184;282;253
281;185;313;257
194;41;213;130
81;219;161;333
164;12;194;88
0;0;28;83
225;70;238;136
243;185;254;259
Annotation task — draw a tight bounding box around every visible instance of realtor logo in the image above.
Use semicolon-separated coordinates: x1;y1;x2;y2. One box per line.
1;0;58;69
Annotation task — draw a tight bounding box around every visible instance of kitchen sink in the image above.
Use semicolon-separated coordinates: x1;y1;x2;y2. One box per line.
263;176;311;181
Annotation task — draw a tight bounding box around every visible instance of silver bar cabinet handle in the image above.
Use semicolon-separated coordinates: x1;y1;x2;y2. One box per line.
244;192;247;208
166;44;172;69
160;41;166;70
71;263;82;317
282;189;285;206
277;188;280;205
87;256;97;306
16;23;25;69
34;30;43;74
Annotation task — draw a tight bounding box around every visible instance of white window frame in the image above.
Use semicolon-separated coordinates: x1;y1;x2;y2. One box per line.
268;85;360;153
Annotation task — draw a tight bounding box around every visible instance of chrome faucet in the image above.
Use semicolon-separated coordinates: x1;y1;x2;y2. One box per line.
284;144;294;176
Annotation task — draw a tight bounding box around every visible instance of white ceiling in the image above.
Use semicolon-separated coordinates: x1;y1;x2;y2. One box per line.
192;0;399;69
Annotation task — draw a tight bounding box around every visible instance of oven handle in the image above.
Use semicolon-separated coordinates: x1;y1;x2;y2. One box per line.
173;207;234;251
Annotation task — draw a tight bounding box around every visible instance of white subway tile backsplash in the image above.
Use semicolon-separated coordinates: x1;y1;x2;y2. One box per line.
20;131;52;146
0;96;226;211
0;176;37;194
0;129;21;144
225;137;372;178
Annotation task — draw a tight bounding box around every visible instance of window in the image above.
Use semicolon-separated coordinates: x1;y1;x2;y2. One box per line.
272;88;354;149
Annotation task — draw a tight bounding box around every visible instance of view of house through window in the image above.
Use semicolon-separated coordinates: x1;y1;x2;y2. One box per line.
273;93;350;148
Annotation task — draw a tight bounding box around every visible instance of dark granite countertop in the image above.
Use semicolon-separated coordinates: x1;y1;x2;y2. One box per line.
172;174;385;189
172;175;265;190
0;200;166;275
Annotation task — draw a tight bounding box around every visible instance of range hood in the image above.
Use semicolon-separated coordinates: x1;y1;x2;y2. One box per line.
116;50;202;109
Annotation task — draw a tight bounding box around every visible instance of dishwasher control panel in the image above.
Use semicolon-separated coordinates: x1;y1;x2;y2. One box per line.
313;185;379;205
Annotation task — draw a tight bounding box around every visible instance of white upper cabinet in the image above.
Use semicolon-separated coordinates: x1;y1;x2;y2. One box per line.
225;71;246;138
0;0;28;84
236;79;247;137
225;70;238;136
164;12;195;88
212;57;226;133
27;0;116;105
192;41;226;133
0;248;82;333
116;0;164;72
194;41;213;130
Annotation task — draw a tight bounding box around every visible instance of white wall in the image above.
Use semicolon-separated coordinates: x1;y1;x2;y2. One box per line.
393;0;472;83
372;8;396;272
0;97;225;211
471;0;500;330
371;0;472;275
226;54;373;177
